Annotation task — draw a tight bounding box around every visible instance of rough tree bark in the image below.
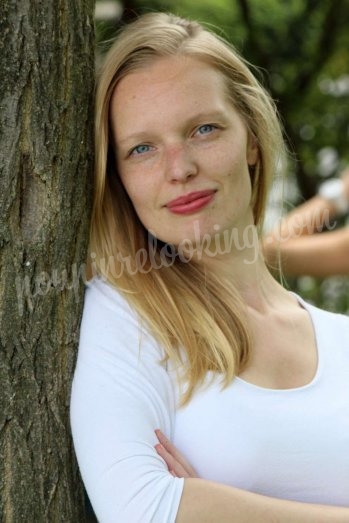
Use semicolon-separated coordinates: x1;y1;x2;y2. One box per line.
0;1;95;521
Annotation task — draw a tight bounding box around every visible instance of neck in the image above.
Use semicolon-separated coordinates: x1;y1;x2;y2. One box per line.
196;225;289;312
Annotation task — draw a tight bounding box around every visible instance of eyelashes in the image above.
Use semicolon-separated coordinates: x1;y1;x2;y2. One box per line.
195;124;217;136
126;123;222;159
129;144;154;157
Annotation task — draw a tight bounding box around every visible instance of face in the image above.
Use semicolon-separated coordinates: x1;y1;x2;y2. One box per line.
110;56;258;248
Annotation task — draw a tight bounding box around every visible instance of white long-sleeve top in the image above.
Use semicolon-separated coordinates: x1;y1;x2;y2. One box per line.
70;277;349;522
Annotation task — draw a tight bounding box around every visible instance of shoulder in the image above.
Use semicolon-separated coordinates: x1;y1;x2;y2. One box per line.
294;292;349;338
82;276;144;336
83;276;137;320
79;277;164;361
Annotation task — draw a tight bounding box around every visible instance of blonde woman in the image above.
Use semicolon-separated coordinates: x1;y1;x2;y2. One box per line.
70;13;349;523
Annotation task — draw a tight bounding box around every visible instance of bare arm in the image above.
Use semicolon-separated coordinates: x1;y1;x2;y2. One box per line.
155;430;349;523
273;167;349;240
268;227;349;277
177;479;349;523
271;194;336;239
263;168;349;276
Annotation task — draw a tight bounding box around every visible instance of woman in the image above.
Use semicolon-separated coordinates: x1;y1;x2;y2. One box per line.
70;12;349;522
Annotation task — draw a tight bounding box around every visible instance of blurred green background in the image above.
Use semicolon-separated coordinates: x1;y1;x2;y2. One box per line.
94;0;349;314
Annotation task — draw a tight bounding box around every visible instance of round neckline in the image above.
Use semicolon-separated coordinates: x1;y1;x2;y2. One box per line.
235;293;322;393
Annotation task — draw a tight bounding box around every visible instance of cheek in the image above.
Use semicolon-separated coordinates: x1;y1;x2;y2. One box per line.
226;154;253;204
223;152;251;183
119;172;145;205
122;180;155;219
219;137;250;170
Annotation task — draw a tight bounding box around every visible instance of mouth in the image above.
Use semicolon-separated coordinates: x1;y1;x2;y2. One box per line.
166;189;216;215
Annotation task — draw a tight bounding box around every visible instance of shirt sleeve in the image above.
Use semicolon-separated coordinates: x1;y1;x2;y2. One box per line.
70;278;184;523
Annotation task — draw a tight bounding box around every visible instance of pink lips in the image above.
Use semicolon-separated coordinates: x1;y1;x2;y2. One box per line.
166;190;216;215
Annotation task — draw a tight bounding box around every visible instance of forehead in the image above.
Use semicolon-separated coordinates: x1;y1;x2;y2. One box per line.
110;56;233;126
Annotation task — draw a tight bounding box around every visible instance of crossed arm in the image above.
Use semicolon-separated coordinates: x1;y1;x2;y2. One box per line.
73;280;349;522
155;430;349;523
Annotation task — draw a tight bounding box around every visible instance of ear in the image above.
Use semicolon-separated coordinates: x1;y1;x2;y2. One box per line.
246;134;259;167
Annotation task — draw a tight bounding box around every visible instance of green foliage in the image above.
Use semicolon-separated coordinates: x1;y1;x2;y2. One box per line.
295;275;349;315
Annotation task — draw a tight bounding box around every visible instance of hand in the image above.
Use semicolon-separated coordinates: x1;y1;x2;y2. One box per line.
154;429;199;478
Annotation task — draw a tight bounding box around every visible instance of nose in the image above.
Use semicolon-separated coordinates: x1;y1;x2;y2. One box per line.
164;143;198;183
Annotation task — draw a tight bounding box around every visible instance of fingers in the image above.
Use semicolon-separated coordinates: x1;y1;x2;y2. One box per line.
155;429;189;469
154;429;198;478
155;443;190;478
155;429;182;459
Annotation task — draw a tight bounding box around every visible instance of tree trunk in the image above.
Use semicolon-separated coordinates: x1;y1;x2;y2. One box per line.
0;1;95;521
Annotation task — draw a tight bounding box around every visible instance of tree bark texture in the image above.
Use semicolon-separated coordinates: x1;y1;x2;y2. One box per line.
0;1;95;521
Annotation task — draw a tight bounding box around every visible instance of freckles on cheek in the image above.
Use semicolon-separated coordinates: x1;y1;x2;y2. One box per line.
129;190;154;219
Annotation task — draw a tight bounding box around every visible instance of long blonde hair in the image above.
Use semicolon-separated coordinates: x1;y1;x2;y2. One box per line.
91;12;286;404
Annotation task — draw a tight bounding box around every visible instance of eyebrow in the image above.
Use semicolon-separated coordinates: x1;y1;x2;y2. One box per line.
117;132;152;147
116;109;230;147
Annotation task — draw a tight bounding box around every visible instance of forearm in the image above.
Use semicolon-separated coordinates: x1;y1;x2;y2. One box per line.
268;229;349;277
263;198;334;269
271;196;335;240
270;170;349;242
176;478;349;523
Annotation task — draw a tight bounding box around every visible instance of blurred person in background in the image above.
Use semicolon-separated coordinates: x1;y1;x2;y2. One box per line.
264;167;349;276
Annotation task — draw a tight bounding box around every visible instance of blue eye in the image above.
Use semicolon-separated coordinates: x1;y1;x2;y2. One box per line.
197;124;216;135
130;144;152;156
